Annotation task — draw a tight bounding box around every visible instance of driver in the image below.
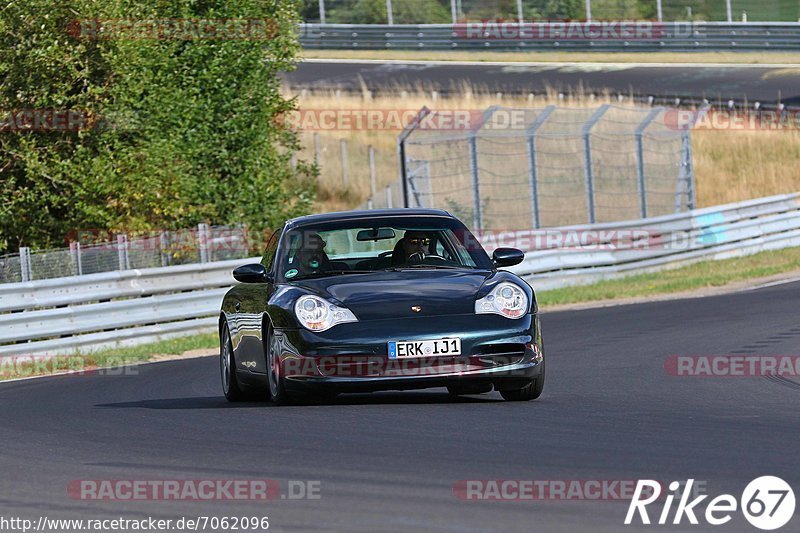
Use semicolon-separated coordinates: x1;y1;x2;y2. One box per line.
393;230;431;265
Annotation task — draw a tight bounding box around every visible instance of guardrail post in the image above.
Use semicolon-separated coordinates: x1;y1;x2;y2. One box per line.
70;241;83;276
19;246;32;282
117;234;130;270
526;105;556;229
635;107;663;219
582;104;610;224
198;224;211;263
340;139;348;188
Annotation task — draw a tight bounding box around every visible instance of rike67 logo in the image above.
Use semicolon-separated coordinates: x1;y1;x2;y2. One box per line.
625;477;795;530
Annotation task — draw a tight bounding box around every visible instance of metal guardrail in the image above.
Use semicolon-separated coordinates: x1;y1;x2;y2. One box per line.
299;22;800;51
503;192;800;289
1;193;798;356
0;258;257;356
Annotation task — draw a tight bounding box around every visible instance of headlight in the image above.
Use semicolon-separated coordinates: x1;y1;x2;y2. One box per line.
475;282;528;319
294;295;358;332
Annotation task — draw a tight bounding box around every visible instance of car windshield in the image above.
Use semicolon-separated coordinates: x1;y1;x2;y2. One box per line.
278;216;492;281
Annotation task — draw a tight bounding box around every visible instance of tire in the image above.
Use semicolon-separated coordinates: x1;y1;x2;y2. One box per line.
265;323;294;406
220;322;246;402
499;357;545;402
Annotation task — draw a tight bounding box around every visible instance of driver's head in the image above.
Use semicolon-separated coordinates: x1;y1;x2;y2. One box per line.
401;230;430;259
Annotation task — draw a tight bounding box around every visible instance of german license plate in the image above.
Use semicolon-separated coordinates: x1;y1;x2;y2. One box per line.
388;338;461;359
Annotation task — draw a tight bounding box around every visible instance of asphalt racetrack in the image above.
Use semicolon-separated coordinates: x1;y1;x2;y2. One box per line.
285;59;800;109
1;280;798;531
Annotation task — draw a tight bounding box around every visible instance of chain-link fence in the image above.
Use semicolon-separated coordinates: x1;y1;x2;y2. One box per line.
301;0;800;23
0;225;251;284
384;105;694;230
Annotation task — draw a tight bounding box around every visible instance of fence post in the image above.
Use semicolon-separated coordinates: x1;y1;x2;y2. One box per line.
340;139;348;188
585;0;592;21
159;230;169;267
635;107;663;219
450;0;457;24
369;144;377;200
526;105;556;229
117;234;130;270
313;132;321;166
20;246;32;282
70;241;83;276
386;185;393;208
582;104;610;224
468;106;499;231
319;0;326;24
198;223;210;263
677;130;696;212
386;0;393;25
397;107;431;208
367;197;374;209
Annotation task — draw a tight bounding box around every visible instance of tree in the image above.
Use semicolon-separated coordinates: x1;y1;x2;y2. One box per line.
0;0;314;254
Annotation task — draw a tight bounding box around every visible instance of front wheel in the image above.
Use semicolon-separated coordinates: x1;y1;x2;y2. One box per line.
220;323;246;402
499;358;545;402
265;323;294;406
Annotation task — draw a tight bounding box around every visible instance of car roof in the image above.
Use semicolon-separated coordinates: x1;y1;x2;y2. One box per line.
285;208;455;229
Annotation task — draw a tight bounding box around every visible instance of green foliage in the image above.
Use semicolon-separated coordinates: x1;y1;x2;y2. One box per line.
0;0;315;254
334;0;451;24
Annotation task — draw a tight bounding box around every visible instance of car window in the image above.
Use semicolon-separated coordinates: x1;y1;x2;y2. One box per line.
261;228;281;273
277;217;492;281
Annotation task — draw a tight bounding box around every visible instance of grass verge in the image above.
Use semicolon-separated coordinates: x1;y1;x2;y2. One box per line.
302;50;800;65
537;246;800;307
0;332;218;381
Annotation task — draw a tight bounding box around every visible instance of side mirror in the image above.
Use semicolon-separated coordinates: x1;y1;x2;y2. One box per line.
492;248;524;268
233;263;269;283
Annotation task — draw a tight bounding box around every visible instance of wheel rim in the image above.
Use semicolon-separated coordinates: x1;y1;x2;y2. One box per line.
267;332;279;398
220;329;231;394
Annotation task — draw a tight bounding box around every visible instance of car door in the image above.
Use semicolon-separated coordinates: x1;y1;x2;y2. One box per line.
231;227;282;377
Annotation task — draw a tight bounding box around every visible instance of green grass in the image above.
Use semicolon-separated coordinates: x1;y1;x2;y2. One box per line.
537;246;800;307
0;332;218;381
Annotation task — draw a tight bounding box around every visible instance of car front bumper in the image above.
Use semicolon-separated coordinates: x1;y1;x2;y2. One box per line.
276;313;544;393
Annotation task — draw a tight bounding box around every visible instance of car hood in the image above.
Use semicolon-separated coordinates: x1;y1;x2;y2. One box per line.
292;269;492;320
